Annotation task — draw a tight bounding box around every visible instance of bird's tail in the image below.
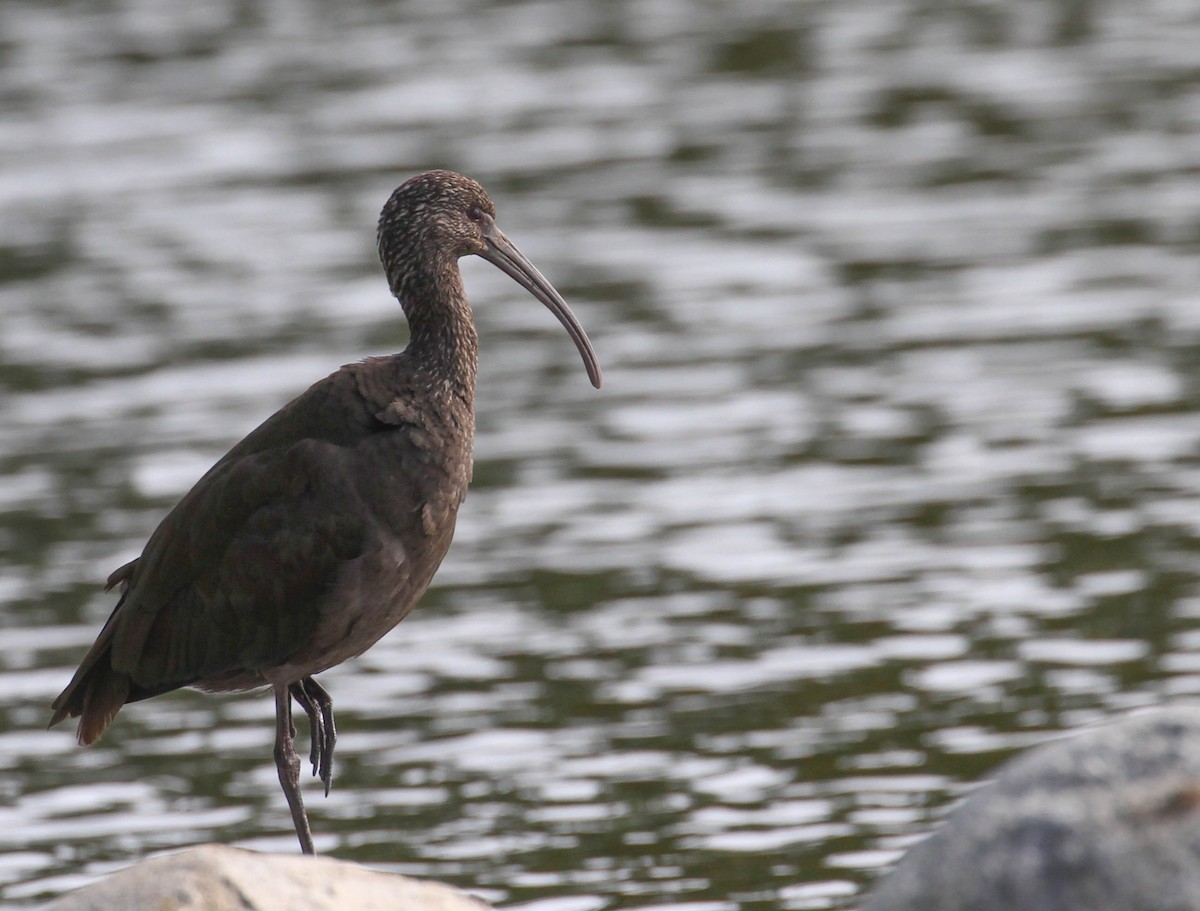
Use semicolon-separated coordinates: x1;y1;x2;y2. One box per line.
49;656;132;745
49;558;140;744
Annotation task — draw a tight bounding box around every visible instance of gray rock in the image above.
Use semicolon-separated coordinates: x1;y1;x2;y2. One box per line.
42;844;495;911
862;705;1200;911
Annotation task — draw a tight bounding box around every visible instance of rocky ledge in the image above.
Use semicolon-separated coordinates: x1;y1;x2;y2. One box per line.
43;843;494;911
862;704;1200;911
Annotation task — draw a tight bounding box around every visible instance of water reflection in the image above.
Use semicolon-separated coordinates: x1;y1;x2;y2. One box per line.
4;0;1200;909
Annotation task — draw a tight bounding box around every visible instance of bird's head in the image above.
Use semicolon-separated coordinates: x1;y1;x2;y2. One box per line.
378;170;497;267
378;170;602;388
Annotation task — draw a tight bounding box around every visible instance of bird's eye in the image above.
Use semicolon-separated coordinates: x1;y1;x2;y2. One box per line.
467;205;484;222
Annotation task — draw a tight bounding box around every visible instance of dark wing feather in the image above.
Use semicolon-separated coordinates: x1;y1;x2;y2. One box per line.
118;437;369;683
51;366;396;743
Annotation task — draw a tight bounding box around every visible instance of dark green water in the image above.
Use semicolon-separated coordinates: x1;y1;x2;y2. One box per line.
5;1;1200;908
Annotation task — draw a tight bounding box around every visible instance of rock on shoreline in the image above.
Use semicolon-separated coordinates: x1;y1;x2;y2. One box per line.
43;843;495;911
862;705;1200;911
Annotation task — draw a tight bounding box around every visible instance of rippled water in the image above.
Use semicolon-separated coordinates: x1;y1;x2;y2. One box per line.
5;1;1200;908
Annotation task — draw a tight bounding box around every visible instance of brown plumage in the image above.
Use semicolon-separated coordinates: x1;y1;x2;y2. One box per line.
49;170;602;853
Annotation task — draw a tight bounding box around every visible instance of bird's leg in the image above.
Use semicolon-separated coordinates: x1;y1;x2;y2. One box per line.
274;685;315;855
289;676;337;796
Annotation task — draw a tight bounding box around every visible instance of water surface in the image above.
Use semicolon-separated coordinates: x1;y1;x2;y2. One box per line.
4;2;1200;908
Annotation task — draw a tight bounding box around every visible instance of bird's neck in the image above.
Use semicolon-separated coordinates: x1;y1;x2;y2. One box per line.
399;266;479;395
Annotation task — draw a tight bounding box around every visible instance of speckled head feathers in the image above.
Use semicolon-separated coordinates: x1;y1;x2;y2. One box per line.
377;171;497;293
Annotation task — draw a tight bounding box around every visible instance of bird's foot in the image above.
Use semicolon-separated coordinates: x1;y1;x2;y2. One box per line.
289;676;337;796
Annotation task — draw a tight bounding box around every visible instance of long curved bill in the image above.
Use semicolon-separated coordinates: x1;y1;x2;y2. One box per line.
477;219;603;389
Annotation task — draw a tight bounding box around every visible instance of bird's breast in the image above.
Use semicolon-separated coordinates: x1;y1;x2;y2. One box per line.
267;424;472;684
338;389;472;622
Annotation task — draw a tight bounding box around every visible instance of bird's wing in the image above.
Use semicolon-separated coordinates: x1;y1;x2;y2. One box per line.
74;367;409;698
109;431;379;691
